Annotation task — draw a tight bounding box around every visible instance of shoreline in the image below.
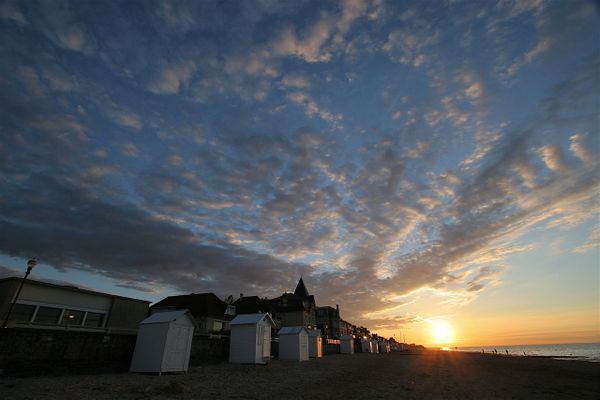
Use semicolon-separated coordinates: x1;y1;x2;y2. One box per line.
2;349;599;399
449;349;599;362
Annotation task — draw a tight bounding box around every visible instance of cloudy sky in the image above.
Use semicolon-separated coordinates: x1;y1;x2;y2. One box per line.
0;0;598;345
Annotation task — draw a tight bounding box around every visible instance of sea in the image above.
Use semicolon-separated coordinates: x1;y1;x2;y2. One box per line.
455;342;600;362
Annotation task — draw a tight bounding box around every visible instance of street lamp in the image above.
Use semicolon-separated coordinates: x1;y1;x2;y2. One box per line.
2;257;37;329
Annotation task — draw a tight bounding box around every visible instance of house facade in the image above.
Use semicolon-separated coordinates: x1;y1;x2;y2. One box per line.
151;292;236;335
269;278;316;328
0;277;150;333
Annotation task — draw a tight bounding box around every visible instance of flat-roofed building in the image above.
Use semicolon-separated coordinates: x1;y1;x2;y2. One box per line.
0;277;150;333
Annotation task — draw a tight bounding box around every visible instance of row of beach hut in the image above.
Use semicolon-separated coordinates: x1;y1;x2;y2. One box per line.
130;311;387;374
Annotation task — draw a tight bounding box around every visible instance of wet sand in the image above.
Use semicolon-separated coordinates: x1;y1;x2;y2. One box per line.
2;350;599;399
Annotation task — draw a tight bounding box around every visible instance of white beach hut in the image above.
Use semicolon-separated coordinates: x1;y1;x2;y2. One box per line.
340;335;354;354
130;309;197;374
382;341;391;353
360;338;372;353
229;313;276;364
308;329;323;358
371;340;379;354
279;326;309;361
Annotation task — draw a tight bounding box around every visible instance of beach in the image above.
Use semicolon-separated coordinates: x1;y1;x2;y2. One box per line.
2;350;599;399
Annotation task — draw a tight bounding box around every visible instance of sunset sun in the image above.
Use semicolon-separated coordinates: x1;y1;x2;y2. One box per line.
431;321;454;344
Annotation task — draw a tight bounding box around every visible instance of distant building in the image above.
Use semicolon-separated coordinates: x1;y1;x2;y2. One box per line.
339;319;353;337
232;295;272;315
269;278;316;328
316;305;341;338
0;277;150;333
151;292;236;334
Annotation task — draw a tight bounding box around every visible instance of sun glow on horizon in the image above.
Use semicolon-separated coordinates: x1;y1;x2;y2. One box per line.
431;321;454;344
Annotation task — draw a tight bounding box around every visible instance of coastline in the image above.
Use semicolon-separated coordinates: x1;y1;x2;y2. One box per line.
453;342;600;362
3;349;599;399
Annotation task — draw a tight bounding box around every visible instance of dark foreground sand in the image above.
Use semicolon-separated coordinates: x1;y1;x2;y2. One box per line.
2;350;599;399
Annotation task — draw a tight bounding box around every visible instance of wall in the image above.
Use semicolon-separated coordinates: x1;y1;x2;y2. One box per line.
105;297;149;332
0;328;137;376
0;280;20;321
19;282;112;311
281;311;304;326
0;329;286;376
323;338;340;355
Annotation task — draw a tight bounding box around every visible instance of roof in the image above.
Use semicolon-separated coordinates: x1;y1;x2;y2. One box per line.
279;326;307;335
152;292;231;319
294;277;309;297
308;329;322;337
269;293;315;312
0;277;151;303
230;313;275;327
142;309;195;325
233;296;272;314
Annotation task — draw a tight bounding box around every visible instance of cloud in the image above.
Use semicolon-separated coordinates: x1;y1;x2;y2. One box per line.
286;91;343;123
33;0;93;53
0;1;27;25
106;109;142;130
280;72;311;89
569;133;594;164
271;0;368;63
539;145;566;172
382;26;438;68
148;60;196;95
271;18;334;63
573;224;600;254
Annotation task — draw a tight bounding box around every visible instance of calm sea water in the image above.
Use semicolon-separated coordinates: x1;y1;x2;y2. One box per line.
456;343;600;362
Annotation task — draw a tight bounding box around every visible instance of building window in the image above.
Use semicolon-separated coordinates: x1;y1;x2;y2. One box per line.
61;309;84;325
84;312;105;328
34;306;61;324
225;305;236;315
213;321;223;332
10;304;36;322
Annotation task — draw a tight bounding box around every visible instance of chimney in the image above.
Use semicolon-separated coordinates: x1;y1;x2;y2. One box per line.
239;293;243;299
336;304;339;313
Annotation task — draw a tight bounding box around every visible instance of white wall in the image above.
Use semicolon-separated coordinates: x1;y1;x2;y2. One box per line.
280;333;308;361
19;283;111;312
230;324;258;364
130;324;169;372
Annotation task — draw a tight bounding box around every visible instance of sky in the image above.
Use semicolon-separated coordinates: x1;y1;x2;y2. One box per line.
0;0;598;347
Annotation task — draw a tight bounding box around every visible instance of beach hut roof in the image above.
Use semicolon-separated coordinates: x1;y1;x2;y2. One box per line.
279;326;307;335
308;329;322;337
230;313;275;326
340;334;353;339
141;309;197;328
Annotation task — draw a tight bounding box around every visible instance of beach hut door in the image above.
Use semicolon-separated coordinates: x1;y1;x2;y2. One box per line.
165;325;190;370
262;325;270;357
257;325;265;358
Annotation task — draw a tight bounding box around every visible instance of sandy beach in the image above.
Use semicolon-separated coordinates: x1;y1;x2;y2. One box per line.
2;350;599;399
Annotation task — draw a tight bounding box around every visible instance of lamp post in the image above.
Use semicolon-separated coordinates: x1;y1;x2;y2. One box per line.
2;258;37;329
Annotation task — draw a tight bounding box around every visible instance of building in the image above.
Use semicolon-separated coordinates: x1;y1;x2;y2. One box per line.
0;277;150;333
232;295;272;315
269;278;316;328
339;319;353;336
151;293;235;335
316;305;341;339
